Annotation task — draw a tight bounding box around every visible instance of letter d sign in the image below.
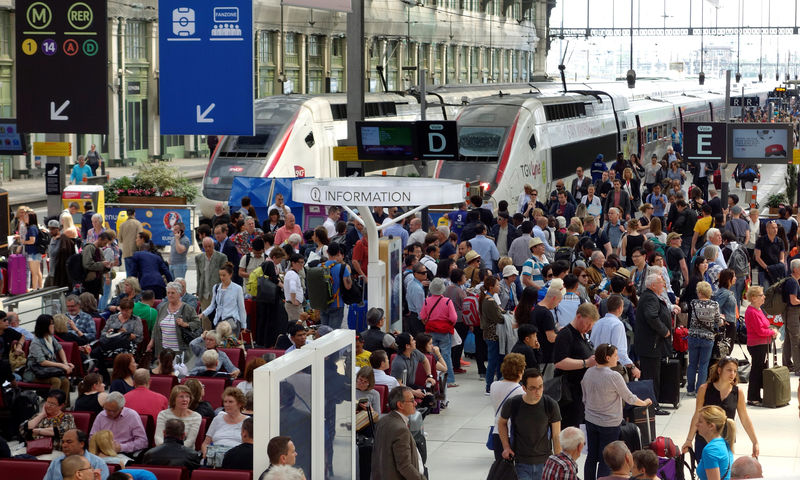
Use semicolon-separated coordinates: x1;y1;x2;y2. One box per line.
428;133;446;153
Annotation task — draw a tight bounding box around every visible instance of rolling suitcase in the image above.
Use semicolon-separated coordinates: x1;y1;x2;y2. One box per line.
626;404;656;445
8;254;27;296
619;419;643;452
658;356;682;409
763;340;791;408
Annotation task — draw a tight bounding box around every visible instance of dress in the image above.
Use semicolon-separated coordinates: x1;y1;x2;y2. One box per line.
694;383;739;458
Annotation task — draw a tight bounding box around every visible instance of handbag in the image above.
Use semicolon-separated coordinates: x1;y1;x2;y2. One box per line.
340;267;363;305
26;437;53;456
355;404;376;445
737;343;751;384
544;374;573;404
29;363;64;379
486;385;522;450
256;275;278;304
486;458;518;480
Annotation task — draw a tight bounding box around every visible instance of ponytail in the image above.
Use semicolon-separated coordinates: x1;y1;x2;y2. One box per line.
479;276;498;309
723;418;737;451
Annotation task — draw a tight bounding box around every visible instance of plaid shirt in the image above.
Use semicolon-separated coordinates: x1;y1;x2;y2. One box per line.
67;311;96;340
542;452;579;480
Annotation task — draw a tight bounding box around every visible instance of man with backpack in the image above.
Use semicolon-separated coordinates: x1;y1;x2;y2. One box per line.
721;230;750;306
321;243;352;329
497;368;562;480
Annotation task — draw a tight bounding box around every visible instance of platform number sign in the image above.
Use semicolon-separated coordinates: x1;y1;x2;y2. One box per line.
15;0;108;134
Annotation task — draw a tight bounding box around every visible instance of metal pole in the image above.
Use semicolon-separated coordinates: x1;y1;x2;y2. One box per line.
345;0;365;173
420;70;429;232
722;70;731;211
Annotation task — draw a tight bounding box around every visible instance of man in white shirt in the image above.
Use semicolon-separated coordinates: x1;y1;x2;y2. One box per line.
322;206;341;239
589;294;640;379
407;218;427;246
284;253;305;321
370;350;400;390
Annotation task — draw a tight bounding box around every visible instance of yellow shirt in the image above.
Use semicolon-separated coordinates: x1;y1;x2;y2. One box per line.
693;216;713;236
356;350;371;368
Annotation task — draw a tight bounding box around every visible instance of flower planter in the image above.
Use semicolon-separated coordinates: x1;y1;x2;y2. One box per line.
116;196;187;205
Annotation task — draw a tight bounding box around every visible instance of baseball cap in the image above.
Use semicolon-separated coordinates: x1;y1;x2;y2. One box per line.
47;220;60;229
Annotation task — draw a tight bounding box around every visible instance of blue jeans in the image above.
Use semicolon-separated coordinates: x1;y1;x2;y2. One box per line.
515;462;545;480
485;339;501;392
124;256;135;275
322;306;345;329
169;263;187;281
99;278;111;311
687;336;714;393
584;421;621;480
733;276;747;308
431;332;454;383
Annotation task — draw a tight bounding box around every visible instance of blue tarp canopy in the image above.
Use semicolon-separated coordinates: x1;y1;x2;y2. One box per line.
229;177;305;224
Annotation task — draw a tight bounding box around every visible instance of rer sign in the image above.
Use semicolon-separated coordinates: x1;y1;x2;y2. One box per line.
158;0;254;135
682;122;727;163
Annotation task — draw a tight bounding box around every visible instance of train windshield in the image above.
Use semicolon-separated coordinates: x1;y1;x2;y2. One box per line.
456;105;519;158
203;103;301;200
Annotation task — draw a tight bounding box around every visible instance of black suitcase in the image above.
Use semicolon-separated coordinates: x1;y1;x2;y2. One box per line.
659;356;682;409
625;405;656;445
619;419;643;453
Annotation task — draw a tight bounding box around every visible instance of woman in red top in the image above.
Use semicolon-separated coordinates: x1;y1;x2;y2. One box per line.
421;278;458;387
743;286;778;406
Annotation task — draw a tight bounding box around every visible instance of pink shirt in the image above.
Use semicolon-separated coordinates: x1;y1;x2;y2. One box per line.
421;295;457;334
124;386;169;420
274;224;302;246
745;305;774;346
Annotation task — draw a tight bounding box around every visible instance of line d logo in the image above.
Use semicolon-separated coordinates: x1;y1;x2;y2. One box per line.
26;2;52;29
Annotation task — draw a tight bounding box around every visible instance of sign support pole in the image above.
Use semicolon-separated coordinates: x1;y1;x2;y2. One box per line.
46;133;67;219
420;69;430;232
344;0;364;177
722;70;731;210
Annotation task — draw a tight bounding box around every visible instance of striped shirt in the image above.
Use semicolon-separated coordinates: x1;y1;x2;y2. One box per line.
521;255;548;287
160;312;179;351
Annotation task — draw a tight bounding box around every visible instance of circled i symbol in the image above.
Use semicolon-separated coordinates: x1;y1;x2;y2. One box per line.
26;2;52;30
64;39;79;56
41;39;57;56
82;39;98;56
67;2;93;30
21;39;37;56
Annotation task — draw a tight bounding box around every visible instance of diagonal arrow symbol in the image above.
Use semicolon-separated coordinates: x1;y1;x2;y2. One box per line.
50;100;70;121
196;103;215;123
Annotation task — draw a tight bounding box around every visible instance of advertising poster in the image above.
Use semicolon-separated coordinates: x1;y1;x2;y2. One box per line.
731;127;789;160
105;206;192;246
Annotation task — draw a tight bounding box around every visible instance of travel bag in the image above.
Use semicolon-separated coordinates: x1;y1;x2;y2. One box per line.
763;340;791;408
658;356;682;409
625;404;656;445
618;420;642;452
8;254;26;296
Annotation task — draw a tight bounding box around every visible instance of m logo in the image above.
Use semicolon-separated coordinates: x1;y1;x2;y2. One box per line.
26;2;52;29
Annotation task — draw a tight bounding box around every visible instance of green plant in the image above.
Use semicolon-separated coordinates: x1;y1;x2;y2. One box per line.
103;162;198;203
766;192;789;209
786;165;798;207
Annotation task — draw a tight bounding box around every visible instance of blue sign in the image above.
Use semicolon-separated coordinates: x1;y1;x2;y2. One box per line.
105;206;193;247
158;0;253;135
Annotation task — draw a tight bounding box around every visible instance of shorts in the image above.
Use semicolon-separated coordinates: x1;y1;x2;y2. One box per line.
26;253;42;262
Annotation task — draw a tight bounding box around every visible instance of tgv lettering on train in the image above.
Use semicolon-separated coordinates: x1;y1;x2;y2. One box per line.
520;161;541;179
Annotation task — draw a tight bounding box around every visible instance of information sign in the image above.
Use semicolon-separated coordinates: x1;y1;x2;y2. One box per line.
0;120;26;155
45;163;61;195
15;0;108;133
727;123;793;164
158;0;254;134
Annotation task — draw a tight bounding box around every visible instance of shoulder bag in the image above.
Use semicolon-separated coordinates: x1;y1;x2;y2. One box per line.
486;385;522;450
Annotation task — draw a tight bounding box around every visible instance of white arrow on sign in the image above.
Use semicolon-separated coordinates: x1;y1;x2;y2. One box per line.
50;100;70;121
196;103;216;123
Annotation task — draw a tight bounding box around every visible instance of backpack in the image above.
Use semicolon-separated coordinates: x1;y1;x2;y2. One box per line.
727;244;750;278
763;277;790;315
67;253;85;284
306;263;334;311
651;237;667;257
401;270;414;316
554;246;572;264
35;228;50;255
338;262;363;305
462;293;481;327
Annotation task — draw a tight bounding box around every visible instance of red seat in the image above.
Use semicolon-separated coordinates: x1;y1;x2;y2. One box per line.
93;317;104;338
71;410;93;434
181;376;230;410
414;353;437;387
219;347;244;372
152;298;162;309
373;384;389;413
139;413;156;448
22;339;31;355
195;416;207;451
108;463;120;473
244;348;284;368
149;374;178;399
58;341;84;378
232;378;245;388
0;459;50;478
191;469;253;480
125;465;186;480
244;298;256;339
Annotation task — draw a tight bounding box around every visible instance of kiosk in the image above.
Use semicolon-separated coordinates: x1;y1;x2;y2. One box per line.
292;177;466;316
62;185;105;226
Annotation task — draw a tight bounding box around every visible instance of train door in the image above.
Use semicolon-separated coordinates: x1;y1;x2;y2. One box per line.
635;114;643;159
709;102;714;121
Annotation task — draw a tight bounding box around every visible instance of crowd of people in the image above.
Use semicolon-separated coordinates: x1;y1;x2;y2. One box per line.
3;109;800;480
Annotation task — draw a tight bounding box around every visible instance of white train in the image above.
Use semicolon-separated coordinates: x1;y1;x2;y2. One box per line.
432;80;777;210
198;80;776;217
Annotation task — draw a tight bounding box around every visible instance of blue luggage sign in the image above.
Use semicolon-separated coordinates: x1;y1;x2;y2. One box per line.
158;0;254;135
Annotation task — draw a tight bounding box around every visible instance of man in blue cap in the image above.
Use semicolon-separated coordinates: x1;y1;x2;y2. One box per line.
590;154;608;182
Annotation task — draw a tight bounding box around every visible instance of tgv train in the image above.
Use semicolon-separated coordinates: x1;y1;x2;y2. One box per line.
432;80;776;209
197;84;557;217
198;80;774;217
